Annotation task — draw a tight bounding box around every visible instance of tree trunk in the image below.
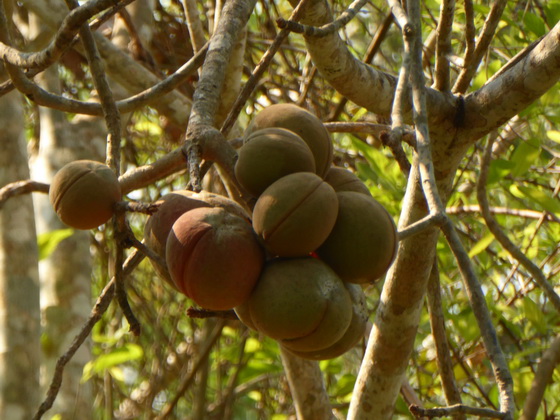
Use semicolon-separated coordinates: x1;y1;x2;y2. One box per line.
0;89;41;420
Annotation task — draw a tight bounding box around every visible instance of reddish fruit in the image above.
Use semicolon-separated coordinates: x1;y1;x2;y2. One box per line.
166;207;264;310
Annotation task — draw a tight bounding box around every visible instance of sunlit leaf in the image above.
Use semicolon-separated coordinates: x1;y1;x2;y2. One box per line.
468;233;495;258
37;228;74;260
547;130;560;144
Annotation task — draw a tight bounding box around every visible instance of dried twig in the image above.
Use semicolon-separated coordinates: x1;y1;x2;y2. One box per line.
0;0;122;69
0;180;49;210
33;249;145;420
156;320;225;419
276;0;368;38
410;403;508;419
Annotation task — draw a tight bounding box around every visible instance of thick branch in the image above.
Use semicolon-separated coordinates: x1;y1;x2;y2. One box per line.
461;21;560;144
279;347;335;420
520;335;560;420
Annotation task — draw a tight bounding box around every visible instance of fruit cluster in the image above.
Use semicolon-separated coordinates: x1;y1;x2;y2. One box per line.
47;105;398;360
144;104;398;360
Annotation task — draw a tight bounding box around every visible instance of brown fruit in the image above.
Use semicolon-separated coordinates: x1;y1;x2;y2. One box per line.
283;283;368;360
166;207;264;310
49;160;122;230
324;166;371;196
235;128;316;197
144;190;251;283
245;104;333;177
246;258;353;351
317;191;398;283
252;172;338;257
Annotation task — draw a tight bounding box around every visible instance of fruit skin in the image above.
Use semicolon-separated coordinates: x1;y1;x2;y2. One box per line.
235;127;316;197
252;172;338;257
49;160;122;230
166;207;264;310
244;104;333;177
283;283;368;360
245;258;353;351
145;190;252;287
324;166;371;196
317;191;398;283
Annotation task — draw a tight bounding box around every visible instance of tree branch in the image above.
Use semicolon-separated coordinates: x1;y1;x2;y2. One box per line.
453;0;508;94
433;0;455;91
520;335;560;420
461;21;560;144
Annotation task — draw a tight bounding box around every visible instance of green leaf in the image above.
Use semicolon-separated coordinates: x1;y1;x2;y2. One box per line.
468;233;495;258
510;138;541;177
487;159;515;185
510;185;560;215
521;298;547;335
547;130;560;144
82;343;143;382
37;228;74;260
523;12;546;37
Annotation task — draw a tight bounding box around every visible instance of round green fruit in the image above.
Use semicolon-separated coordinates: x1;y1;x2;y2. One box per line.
166;207;264;310
49;160;122;230
246;258;353;352
244;104;333;177
235;127;316;197
324;166;371;196
252;172;338;257
283;283;368;360
317;191;398;283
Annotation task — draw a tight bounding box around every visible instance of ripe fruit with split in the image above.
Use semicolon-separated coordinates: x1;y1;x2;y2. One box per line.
283;282;368;360
242;257;353;352
252;172;338;257
49;160;122;230
244;104;333;177
235;127;316;197
324;166;371;196
317;191;398;283
166;207;264;310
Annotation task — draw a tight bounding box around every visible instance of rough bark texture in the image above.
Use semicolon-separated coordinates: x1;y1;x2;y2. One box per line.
30;63;104;419
279;347;336;420
0;89;41;420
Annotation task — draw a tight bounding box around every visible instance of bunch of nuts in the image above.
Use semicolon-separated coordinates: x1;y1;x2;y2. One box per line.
144;104;398;360
49;106;398;360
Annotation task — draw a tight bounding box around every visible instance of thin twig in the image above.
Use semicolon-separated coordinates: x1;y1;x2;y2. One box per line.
156;320;225;420
187;307;239;320
276;0;368;38
426;261;465;419
0;0;123;69
33;249;145;420
453;0;508;93
398;213;446;240
410;403;508;419
0;180;49;210
446;205;559;222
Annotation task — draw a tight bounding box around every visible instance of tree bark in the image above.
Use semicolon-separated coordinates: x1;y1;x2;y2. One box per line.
0;89;41;420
